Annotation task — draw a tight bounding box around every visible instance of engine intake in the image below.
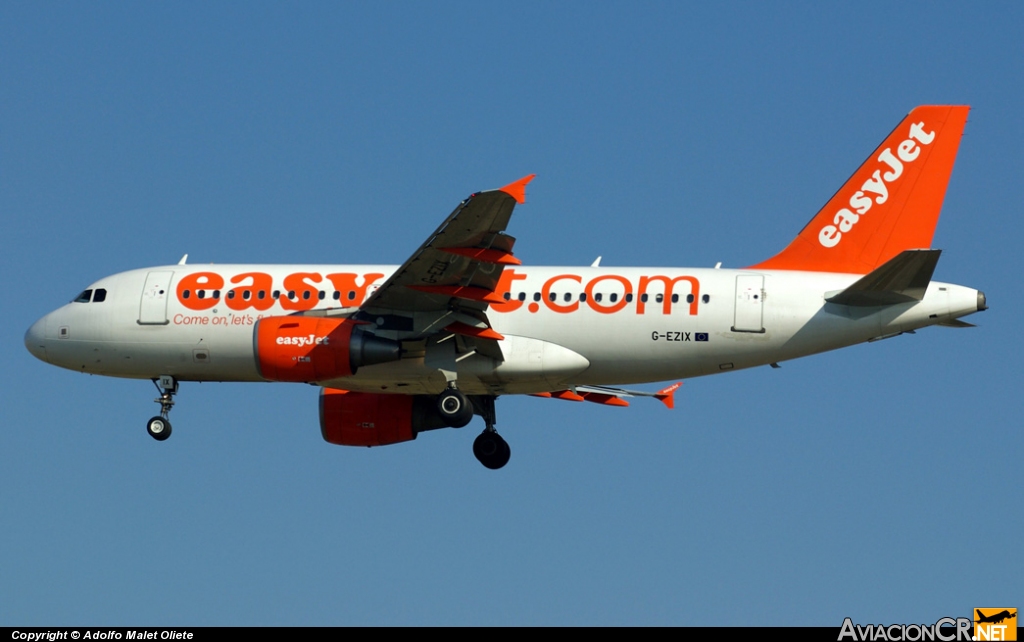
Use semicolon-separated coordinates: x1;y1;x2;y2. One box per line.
254;316;400;382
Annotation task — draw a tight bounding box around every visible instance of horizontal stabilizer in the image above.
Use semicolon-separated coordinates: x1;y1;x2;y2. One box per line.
938;319;976;328
826;249;941;307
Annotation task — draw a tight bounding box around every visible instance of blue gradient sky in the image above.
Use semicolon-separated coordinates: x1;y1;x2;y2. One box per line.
2;2;1020;625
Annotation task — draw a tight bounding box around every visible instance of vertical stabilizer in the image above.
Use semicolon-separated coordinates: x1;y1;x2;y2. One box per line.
751;106;969;274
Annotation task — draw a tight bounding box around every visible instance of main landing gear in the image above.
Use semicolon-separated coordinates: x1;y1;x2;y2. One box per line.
473;430;510;470
434;385;510;470
146;375;177;442
436;386;474;428
469;395;510;470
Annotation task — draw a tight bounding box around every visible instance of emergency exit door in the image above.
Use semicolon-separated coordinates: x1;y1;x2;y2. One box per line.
732;274;765;333
138;271;173;325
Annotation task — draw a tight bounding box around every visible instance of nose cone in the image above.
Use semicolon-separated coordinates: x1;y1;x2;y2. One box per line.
25;316;48;363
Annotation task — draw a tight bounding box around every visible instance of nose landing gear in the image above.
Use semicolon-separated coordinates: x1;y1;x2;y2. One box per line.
147;375;177;441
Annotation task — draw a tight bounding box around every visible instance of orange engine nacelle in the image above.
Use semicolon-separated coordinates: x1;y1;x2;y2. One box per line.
319;389;448;447
254;316;400;382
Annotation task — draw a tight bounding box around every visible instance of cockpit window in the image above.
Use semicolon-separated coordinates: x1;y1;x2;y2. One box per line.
74;289;93;303
93;289;107;302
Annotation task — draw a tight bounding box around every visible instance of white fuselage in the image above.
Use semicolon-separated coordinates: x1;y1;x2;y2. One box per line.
25;263;984;396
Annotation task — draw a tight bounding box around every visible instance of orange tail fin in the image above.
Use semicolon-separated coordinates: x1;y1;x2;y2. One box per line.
751;106;969;274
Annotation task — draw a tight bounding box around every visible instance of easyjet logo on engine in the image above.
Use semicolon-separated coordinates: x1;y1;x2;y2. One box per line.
818;121;935;248
276;334;330;347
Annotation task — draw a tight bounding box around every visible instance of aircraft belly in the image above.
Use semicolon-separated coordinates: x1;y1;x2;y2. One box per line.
493;306;710;383
322;333;591;396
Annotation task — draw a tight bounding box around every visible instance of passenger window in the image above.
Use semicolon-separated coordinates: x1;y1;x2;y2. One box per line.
656;294;663;303
303;291;311;300
579;293;587;302
272;290;281;299
518;292;526;302
318;291;325;300
671;294;679;303
533;292;541;302
549;292;557;302
197;290;206;299
610;293;618;303
640;294;648;303
288;291;296;300
93;289;107;303
702;294;710;303
687;294;694;303
332;291;340;301
626;293;633;303
348;291;356;301
563;293;572;302
243;291;251;300
258;291;266;300
74;290;92;303
503;292;511;301
227;291;236;299
212;290;220;299
595;293;603;302
182;290;191;299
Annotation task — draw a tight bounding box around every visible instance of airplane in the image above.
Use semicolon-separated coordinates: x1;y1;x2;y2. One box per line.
24;105;986;470
975;609;1016;625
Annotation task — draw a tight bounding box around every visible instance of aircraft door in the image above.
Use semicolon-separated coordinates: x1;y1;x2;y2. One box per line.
139;271;174;325
732;274;765;333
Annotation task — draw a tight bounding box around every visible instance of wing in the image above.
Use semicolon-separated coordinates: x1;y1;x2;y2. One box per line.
531;383;682;409
353;175;535;358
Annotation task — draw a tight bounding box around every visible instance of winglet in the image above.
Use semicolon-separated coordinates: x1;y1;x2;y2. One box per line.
499;174;536;204
655;382;682;409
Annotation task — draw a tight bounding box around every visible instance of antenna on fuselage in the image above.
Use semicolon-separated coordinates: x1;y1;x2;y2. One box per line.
591;256;602;267
178;254;188;265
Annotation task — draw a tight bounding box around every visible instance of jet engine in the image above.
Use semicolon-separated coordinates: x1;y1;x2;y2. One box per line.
254;316;400;382
319;388;449;447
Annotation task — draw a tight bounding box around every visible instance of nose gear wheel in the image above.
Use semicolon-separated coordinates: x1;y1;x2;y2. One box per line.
148;376;178;442
147;416;172;441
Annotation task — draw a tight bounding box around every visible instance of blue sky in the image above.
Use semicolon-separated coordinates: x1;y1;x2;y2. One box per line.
1;2;1020;625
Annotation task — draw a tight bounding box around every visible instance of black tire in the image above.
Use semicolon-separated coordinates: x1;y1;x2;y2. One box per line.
473;431;511;470
147;416;172;441
437;389;474;428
